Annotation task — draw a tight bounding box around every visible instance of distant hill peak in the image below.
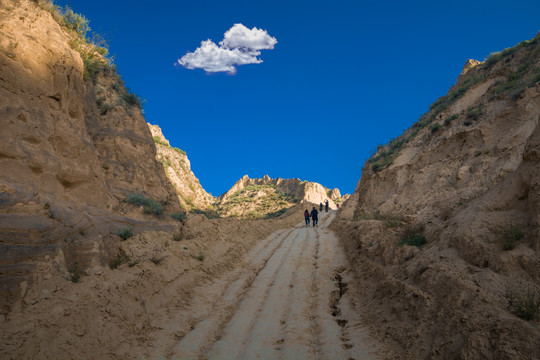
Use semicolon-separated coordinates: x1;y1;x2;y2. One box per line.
217;175;348;218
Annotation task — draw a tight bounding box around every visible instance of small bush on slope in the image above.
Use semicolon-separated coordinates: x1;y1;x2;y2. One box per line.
398;225;426;248
126;194;163;215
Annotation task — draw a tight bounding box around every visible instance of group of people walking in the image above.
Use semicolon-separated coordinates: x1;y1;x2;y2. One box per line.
304;200;330;227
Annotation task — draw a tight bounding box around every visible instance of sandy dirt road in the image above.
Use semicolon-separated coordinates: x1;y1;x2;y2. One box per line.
147;211;378;360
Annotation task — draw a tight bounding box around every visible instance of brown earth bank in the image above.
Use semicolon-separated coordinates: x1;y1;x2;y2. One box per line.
0;0;185;314
0;206;305;359
0;0;350;327
331;34;540;359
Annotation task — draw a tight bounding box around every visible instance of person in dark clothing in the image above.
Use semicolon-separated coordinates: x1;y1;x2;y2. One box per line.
310;207;318;227
319;202;323;211
304;209;310;227
324;199;329;213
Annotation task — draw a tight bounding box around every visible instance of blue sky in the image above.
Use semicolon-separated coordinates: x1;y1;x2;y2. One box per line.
56;0;540;196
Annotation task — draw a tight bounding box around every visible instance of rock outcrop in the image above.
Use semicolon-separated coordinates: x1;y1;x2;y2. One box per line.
328;188;341;200
148;123;215;210
0;0;181;315
218;175;347;218
333;33;540;359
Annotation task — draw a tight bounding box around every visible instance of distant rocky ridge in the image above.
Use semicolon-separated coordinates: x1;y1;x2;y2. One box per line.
148;124;215;210
145;126;348;218
217;175;348;218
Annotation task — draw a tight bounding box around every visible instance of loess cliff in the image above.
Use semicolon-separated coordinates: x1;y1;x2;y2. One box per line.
333;33;540;359
0;0;184;315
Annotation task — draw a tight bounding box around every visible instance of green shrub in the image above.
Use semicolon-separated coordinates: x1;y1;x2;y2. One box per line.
153;136;169;147
61;7;90;38
109;255;124;269
494;78;525;98
143;200;163;215
264;207;290;219
500;223;524;250
122;92;143;109
429;123;441;133
126;193;149;206
190;208;220;219
383;219;400;228
96;46;108;56
173;233;183;241
82;54;101;80
96;97;114;115
40;3;113;81
69;268;83;283
398;225;426;247
466;106;483;120
173;147;186;155
444;114;459;125
126;193;163;215
482;51;503;69
507;288;540;321
158;157;172;168
370;154;394;172
115;228;133;241
530;68;540;86
171;212;187;221
192;253;205;262
354;212;371;221
128;260;140;267
150;254;166;265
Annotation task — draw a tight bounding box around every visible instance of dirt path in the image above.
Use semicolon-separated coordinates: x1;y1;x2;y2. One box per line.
147;211;378;360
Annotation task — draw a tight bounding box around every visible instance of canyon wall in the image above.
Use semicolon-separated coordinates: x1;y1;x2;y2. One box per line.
333;34;540;359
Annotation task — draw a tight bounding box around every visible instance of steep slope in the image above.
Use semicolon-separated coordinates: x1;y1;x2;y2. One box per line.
0;0;182;314
148;123;215;210
218;175;347;218
333;33;540;359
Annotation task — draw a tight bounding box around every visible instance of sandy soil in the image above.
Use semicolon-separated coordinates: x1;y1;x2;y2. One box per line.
146;211;378;359
0;210;379;359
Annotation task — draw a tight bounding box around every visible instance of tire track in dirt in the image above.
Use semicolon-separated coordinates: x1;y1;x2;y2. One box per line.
148;228;295;359
159;212;378;360
206;229;309;359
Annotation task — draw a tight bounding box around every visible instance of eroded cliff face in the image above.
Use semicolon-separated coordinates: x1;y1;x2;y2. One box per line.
333;34;540;359
0;0;180;314
148;123;215;210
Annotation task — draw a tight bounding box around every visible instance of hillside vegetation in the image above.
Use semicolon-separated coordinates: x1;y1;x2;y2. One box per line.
369;33;540;173
217;184;298;219
215;175;347;219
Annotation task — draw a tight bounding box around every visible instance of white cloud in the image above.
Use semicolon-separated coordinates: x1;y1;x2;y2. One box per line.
220;23;277;50
177;23;277;74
